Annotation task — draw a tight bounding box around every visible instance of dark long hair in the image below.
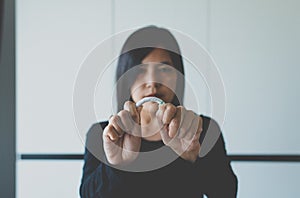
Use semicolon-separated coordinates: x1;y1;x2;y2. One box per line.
116;26;185;111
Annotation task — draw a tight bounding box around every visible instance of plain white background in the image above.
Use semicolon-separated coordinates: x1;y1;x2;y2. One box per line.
17;0;300;197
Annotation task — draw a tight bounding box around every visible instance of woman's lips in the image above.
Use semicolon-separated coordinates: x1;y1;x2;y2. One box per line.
144;93;162;98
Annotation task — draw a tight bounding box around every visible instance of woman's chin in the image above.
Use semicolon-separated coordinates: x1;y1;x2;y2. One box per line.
141;120;163;138
142;132;162;141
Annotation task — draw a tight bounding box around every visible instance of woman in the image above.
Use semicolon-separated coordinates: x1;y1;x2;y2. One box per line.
80;26;238;198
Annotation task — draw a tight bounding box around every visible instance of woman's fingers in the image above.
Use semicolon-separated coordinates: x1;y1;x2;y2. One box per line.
177;110;194;139
123;101;141;136
196;116;203;139
159;124;172;145
168;109;181;138
107;101;143;140
109;115;125;137
162;104;177;124
118;110;134;132
156;103;179;138
186;116;200;140
157;103;177;124
124;101;140;124
109;101;138;135
103;101;144;165
103;124;121;142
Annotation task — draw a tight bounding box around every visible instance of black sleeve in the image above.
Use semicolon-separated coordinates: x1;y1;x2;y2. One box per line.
79;122;128;198
195;116;238;198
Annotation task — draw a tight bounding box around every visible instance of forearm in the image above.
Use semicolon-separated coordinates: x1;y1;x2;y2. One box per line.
80;162;127;198
195;145;238;197
80;122;126;198
203;160;237;198
197;116;238;197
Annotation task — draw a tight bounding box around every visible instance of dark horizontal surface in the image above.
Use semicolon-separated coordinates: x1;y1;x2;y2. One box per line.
229;155;300;162
20;154;300;162
21;154;83;160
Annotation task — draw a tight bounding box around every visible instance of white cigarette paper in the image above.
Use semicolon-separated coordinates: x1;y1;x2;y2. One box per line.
135;97;165;107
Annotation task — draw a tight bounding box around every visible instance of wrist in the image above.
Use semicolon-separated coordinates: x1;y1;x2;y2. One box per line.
180;152;198;163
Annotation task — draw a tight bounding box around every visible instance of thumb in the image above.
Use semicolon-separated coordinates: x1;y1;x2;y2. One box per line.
124;101;140;124
160;125;171;145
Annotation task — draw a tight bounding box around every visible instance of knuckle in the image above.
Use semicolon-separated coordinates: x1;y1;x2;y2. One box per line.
109;115;118;124
159;104;167;111
177;106;184;111
103;125;114;138
106;124;114;132
118;110;129;118
123;101;132;109
170;119;180;128
166;104;176;113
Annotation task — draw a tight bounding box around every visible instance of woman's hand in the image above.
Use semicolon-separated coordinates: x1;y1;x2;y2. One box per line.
156;104;203;162
102;101;141;165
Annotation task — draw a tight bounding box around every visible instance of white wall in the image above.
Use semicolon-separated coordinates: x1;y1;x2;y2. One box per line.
209;0;300;155
17;0;300;197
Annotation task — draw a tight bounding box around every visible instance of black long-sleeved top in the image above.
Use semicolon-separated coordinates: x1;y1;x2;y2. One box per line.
80;115;238;198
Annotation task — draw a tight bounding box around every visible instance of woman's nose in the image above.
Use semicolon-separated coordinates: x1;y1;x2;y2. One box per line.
145;69;160;88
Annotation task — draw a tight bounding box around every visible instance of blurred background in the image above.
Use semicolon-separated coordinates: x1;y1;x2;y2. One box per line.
1;0;300;197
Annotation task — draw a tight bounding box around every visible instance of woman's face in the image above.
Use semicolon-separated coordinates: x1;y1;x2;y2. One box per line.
130;48;178;104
